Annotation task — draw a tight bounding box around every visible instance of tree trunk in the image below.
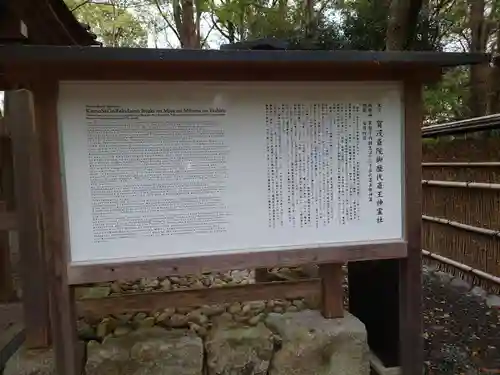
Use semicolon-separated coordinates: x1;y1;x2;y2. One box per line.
386;0;423;50
386;0;409;50
488;25;500;114
180;0;199;48
468;0;488;117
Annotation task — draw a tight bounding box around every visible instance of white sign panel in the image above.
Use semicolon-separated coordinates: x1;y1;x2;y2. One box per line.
58;82;404;264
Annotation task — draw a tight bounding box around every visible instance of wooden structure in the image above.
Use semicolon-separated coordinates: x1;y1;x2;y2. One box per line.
0;45;488;375
421;117;500;291
0;0;97;361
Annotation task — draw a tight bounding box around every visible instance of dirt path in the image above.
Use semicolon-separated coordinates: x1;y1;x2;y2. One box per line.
423;271;500;375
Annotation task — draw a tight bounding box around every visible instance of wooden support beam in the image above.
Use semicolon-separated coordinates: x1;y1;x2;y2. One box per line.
399;80;424;375
77;279;321;317
34;81;81;374
0;135;16;302
5;90;50;348
319;263;344;318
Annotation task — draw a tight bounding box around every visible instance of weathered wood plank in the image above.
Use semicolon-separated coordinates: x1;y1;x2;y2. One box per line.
5;90;50;348
319;263;344;318
77;279;321;317
399;79;424;375
68;240;407;285
34;81;80;374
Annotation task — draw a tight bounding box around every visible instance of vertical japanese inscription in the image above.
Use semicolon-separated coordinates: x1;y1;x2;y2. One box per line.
265;102;365;229
375;103;385;224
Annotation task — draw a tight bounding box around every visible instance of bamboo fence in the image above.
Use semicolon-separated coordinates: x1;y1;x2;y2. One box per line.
422;136;500;291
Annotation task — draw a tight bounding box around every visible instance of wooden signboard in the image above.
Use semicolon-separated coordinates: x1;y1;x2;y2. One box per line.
60;81;404;266
0;45;489;375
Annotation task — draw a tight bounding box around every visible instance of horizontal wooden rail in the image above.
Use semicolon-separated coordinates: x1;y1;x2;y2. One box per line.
422;162;500;167
0;212;17;231
422;215;500;237
76;278;321;317
422;180;500;190
422;249;500;286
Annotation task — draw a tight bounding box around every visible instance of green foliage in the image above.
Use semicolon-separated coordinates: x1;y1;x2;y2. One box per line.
423;67;470;124
65;0;148;47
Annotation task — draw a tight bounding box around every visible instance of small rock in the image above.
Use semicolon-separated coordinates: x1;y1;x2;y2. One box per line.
228;302;242;314
487;294;500;308
248;314;263;326
187;310;208;326
140;278;160;289
242;303;252;314
133;312;148;323
292;300;306;310
77;320;97;341
248;301;266;313
189;322;208;337
156;308;176;325
138;317;155;328
273;306;284;313
96;319;112;339
201;305;226;317
169;313;189;328
79;286;111;299
110;282;122;294
116;313;133;324
160;278;172;290
434;271;452;284
192;280;204;289
470;286;487;299
450;277;471;291
114;325;132;337
286;305;298;312
177;307;194;314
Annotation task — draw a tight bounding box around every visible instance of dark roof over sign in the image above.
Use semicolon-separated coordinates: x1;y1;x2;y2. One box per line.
0;45;490;67
0;45;491;87
5;0;97;45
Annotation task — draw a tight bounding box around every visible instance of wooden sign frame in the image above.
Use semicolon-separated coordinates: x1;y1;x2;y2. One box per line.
0;45;489;375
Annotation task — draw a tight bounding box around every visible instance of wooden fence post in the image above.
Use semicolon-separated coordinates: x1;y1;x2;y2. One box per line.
4;90;51;348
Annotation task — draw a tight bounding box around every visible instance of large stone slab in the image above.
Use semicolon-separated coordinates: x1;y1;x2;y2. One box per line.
265;310;369;375
86;327;203;375
3;346;56;375
5;327;203;375
205;322;274;375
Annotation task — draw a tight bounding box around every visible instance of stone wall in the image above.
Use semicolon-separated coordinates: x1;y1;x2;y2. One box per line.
5;310;370;375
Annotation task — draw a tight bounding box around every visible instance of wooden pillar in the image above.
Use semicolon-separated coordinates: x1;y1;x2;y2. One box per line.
319;263;344;318
4;90;51;347
0;131;16;302
348;80;423;374
33;81;82;374
399;80;424;375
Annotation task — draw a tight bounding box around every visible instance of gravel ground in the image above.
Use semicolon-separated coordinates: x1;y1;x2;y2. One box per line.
423;268;500;375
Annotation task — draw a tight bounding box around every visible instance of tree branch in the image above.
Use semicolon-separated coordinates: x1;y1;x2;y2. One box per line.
151;0;182;42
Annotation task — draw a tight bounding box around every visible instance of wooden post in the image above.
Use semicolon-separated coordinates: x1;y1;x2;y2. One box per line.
319;263;344;318
399;80;423;375
0;129;16;302
4;90;51;347
348;81;424;374
33;81;82;374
